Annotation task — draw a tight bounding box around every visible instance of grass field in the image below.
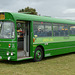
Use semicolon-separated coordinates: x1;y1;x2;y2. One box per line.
0;53;75;75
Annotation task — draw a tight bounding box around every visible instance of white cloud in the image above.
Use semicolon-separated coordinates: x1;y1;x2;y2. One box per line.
55;16;75;20
0;9;12;12
0;0;75;19
63;8;75;14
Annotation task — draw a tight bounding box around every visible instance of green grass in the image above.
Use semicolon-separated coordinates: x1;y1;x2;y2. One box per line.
0;53;75;75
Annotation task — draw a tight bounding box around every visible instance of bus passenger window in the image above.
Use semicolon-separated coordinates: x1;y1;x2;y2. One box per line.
70;26;75;35
33;21;52;37
53;23;69;36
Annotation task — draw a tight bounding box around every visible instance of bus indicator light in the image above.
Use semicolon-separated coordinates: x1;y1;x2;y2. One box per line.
33;38;35;42
9;44;11;48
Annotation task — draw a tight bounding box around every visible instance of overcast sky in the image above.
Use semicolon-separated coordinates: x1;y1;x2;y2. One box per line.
0;0;75;19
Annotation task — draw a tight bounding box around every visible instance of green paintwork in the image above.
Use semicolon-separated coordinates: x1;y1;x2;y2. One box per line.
33;36;75;57
0;12;75;61
33;36;75;43
9;12;75;25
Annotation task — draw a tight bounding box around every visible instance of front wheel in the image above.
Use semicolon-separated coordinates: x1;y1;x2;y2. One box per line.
34;47;43;62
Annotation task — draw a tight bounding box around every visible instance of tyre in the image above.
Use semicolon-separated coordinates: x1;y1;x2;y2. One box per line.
34;47;43;62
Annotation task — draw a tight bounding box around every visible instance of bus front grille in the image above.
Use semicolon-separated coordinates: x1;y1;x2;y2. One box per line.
0;49;7;56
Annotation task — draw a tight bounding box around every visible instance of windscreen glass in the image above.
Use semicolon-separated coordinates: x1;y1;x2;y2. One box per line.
0;21;15;38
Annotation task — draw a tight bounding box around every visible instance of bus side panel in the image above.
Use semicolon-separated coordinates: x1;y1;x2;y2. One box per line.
45;47;75;57
33;36;75;58
44;41;75;57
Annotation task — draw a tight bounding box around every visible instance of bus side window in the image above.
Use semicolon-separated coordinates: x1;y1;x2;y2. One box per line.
53;23;69;36
70;26;75;35
33;21;52;37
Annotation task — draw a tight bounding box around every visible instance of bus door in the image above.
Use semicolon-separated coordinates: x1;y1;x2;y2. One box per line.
17;21;30;58
24;22;30;57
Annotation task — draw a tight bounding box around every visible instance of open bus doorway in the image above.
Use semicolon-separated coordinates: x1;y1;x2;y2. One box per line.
17;21;30;58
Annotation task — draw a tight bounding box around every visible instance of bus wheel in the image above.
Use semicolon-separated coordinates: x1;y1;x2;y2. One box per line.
34;47;43;62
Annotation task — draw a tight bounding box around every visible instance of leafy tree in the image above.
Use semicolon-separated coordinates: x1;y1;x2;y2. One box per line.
18;7;37;15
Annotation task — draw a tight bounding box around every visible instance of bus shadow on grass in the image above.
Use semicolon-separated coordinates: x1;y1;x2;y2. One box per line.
0;52;74;64
0;59;33;65
43;52;74;61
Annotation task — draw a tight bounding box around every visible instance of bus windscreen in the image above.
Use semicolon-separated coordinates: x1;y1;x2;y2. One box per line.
0;21;15;38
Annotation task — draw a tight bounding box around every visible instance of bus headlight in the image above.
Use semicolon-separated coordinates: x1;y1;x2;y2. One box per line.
11;52;15;56
8;57;11;60
7;52;9;56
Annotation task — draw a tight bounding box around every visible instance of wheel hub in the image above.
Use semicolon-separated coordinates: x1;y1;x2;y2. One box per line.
36;50;41;59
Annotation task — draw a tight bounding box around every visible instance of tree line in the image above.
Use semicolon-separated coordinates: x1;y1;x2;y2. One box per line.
18;7;38;15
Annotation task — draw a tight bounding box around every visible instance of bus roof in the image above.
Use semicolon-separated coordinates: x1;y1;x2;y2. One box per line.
3;12;75;25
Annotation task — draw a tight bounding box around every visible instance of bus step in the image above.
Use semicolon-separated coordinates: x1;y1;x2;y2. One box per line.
17;57;33;61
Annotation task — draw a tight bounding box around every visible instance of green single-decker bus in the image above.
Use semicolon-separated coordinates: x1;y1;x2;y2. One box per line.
0;12;75;61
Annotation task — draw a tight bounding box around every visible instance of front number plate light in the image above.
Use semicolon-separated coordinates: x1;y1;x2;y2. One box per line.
0;56;2;59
